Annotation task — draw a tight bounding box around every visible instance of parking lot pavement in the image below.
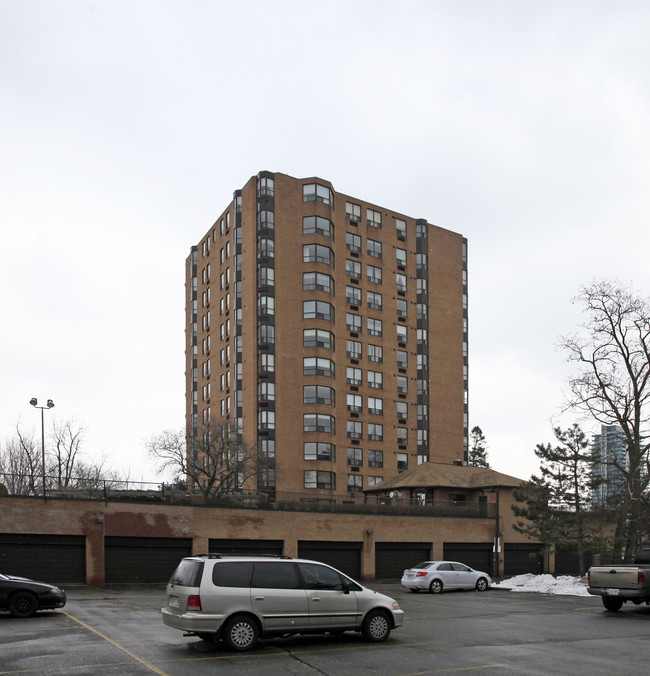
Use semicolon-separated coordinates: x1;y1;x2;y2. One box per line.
2;583;650;675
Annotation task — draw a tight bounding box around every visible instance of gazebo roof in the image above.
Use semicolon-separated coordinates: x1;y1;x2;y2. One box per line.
364;461;524;493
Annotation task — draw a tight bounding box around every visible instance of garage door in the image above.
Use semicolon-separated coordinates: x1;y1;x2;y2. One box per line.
104;537;192;583
554;548;593;576
375;542;431;580
297;541;362;580
208;539;283;556
443;543;494;576
0;533;85;584
504;543;544;576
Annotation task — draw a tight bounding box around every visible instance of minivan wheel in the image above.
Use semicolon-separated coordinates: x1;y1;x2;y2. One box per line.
222;615;259;651
475;577;488;592
361;609;391;643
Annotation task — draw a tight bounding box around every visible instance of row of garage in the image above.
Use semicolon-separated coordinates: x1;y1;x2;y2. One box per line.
0;534;544;584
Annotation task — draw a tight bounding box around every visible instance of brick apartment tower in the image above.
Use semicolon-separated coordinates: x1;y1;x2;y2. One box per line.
185;171;468;500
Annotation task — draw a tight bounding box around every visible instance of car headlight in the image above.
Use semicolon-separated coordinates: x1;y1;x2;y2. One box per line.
392;601;400;610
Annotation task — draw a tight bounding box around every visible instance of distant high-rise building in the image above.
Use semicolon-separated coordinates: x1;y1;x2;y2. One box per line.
185;171;468;499
591;425;627;506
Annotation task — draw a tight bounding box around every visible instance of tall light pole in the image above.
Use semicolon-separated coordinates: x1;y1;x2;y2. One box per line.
30;397;54;501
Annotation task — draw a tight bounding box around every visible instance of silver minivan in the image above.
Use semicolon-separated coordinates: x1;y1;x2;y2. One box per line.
161;554;404;651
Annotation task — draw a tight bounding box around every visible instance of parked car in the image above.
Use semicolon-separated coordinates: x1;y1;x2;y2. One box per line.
0;573;67;617
401;561;491;594
161;554;404;651
587;548;650;611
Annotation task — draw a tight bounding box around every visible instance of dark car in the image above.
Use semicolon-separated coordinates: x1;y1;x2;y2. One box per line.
0;573;66;617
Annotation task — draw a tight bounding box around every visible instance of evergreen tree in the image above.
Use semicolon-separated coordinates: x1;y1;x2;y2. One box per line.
468;426;490;467
512;424;606;575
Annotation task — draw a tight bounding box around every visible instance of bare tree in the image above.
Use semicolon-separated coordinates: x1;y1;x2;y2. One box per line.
0;424;43;495
559;280;650;558
50;420;84;488
146;419;258;502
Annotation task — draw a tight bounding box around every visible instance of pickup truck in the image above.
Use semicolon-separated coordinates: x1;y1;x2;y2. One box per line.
587;548;650;611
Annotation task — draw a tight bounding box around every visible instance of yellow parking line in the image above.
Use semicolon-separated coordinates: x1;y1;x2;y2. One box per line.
60;610;170;676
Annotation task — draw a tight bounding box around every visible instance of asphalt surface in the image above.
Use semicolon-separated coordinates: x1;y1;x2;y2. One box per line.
1;582;650;675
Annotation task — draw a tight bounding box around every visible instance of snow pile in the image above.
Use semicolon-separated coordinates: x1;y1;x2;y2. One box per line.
493;573;590;596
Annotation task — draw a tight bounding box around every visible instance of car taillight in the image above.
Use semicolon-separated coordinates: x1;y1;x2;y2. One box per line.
416;571;428;577
187;595;202;611
639;571;645;585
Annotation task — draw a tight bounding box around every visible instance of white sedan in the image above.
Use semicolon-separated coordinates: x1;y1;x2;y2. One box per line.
401;561;491;594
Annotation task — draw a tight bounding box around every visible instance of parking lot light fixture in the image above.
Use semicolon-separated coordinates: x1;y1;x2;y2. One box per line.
30;397;55;501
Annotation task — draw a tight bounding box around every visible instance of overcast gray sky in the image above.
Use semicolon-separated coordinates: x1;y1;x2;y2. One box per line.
2;0;650;483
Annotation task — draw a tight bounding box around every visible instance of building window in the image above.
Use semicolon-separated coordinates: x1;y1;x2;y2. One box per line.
348;448;363;467
303;244;333;266
304;470;336;490
257;210;274;230
417;429;428;446
303;215;333;238
397;452;408;470
303;272;334;294
367;344;383;363
304;442;335;461
259;353;274;373
416;253;427;270
417;404;428;422
417;278;427;294
347;474;363;491
347;420;363;439
367;209;382;228
259;267;274;288
303;183;333;205
346;259;361;279
346;201;361;221
368;450;383;468
346;339;362;359
368;397;383;415
395;299;407;317
397;376;408;393
396;218;407;238
417;303;427;319
417;328;428;346
367;291;382;310
303;300;333;321
367;238;382;258
367;317;382;337
258;382;275;402
417;379;429;395
304;414;335;433
346;232;361;252
304;385;335;405
258;410;275;430
347;393;362;412
258;176;274;197
396;273;407;292
368;370;383;389
368;423;383;441
417;354;428;371
397;401;408;419
258;238;274;259
397;350;407;369
396;248;407;267
347;366;362;386
303;328;334;349
258;295;274;317
368;475;383;487
346;312;362;332
367;265;382;284
396;325;408;343
259;438;276;458
346;285;361;305
303;357;334;377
